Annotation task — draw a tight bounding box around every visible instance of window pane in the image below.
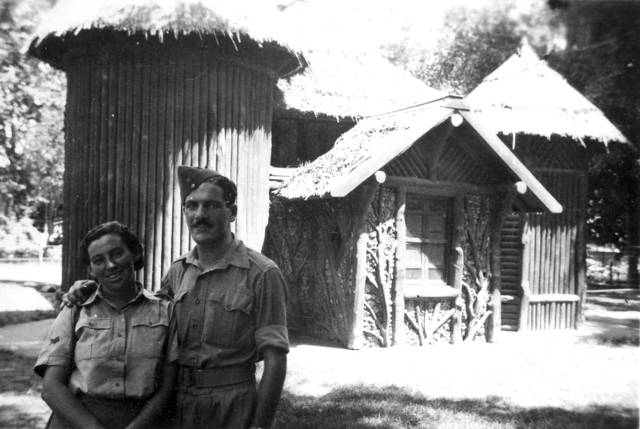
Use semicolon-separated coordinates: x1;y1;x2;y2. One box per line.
428;268;445;281
425;243;445;266
406;268;423;280
405;214;422;238
425;214;446;240
405;243;422;266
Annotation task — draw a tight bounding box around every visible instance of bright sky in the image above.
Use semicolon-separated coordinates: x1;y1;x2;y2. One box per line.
276;0;545;51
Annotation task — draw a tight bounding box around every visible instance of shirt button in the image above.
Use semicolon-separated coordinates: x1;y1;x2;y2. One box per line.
195;299;200;305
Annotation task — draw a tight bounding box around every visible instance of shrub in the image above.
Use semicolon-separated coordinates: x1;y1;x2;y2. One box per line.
0;215;45;258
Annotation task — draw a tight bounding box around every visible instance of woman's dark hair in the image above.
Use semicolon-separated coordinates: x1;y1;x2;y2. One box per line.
80;221;144;270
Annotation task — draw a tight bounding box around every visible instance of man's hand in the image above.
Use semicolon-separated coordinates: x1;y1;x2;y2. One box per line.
61;280;98;307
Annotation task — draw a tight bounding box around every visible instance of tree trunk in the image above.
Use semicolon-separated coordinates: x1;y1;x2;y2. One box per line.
627;194;639;288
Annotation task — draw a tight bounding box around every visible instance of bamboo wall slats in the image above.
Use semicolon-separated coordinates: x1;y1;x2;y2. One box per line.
525;301;577;329
501;168;587;330
62;46;278;290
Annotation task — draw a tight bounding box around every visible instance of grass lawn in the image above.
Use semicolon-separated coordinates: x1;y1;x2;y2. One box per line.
276;385;637;429
0;269;637;428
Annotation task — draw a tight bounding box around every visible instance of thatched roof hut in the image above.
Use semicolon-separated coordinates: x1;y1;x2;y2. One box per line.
465;40;628;145
464;40;628;332
29;0;302;68
276;50;445;120
28;0;303;289
265;94;564;347
271;49;444;171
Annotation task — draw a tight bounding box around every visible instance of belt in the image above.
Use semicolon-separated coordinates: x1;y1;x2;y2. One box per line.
178;365;255;388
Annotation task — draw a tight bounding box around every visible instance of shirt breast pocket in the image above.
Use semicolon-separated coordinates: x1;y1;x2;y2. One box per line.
75;316;112;360
130;315;169;359
205;291;253;347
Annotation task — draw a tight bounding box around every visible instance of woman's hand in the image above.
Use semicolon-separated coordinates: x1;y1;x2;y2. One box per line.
42;366;106;429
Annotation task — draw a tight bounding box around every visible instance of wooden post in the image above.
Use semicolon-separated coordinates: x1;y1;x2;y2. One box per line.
393;187;407;345
347;177;383;349
486;190;516;342
450;194;465;344
575;172;588;328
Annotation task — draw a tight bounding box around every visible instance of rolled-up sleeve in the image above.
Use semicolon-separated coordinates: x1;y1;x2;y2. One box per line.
34;307;75;377
254;267;289;358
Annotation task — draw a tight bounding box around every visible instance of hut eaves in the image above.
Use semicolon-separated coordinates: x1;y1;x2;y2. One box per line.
273;97;562;214
276;49;446;120
29;0;303;64
465;40;628;145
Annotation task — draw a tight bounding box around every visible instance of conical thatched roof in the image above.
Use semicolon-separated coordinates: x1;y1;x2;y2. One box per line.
276;49;445;119
29;0;302;63
465;40;628;145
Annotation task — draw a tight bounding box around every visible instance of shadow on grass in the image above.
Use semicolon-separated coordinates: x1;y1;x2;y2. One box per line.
0;404;47;429
276;385;639;429
0;349;41;394
0;350;48;429
586;290;640;311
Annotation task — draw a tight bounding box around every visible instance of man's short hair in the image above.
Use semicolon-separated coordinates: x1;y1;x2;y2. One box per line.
202;175;237;207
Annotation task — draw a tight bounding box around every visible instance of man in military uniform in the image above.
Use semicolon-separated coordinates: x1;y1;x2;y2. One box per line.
164;166;289;429
65;166;289;429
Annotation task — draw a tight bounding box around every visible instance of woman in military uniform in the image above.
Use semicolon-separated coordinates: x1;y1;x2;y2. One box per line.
35;221;177;429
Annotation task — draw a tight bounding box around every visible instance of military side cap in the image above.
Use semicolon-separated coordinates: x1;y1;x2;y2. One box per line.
177;166;221;202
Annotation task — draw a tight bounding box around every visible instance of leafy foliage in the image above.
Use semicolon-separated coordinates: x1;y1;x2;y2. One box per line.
0;214;45;258
382;3;561;95
382;1;638;277
587;144;639;247
0;0;65;228
546;3;640;253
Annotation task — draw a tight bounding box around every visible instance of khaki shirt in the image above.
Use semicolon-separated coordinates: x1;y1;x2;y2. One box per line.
161;239;289;369
35;284;174;399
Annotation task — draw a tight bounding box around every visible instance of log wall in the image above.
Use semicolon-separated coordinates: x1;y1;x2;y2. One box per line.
263;192;367;346
62;37;282;290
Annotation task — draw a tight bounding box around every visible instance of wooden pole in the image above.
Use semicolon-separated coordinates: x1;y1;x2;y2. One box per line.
575;172;588;328
449;195;465;344
393;186;407;345
347;178;382;349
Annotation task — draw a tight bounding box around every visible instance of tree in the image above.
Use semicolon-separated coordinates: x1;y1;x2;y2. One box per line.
381;2;561;95
381;1;639;287
547;0;640;287
0;0;65;233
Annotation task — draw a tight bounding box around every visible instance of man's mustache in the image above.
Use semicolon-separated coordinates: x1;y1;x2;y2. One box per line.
192;220;213;227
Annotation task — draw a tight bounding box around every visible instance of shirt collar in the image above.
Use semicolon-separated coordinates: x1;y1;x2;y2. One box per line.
82;281;157;307
179;237;250;271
